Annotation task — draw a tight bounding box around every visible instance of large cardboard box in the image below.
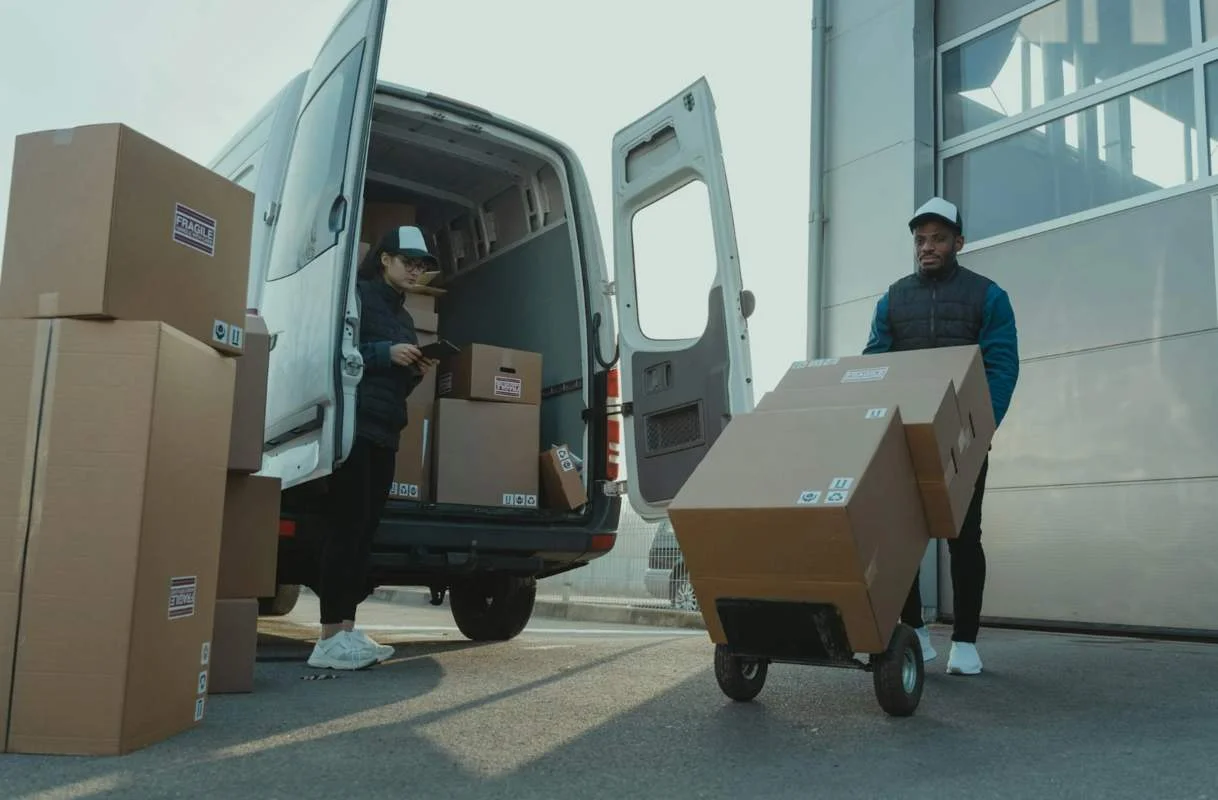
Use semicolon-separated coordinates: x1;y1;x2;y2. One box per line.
218;474;281;600
389;403;433;501
540;444;588;510
667;404;930;655
768;347;994;537
208;599;258;695
438;344;542;406
0;319;234;755
228;314;271;473
404;291;438;334
360;201;417;245
0;123;252;356
433;399;540;507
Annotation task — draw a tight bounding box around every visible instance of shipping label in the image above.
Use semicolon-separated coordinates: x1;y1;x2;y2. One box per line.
168;576;198;620
841;367;888;383
212;320;229;346
493;375;523;399
173;203;217;257
501;493;538;507
828;477;854;492
795;490;822;505
864;407;888;419
391;482;421;499
200;641;211;666
197;670;208;695
194;697;206;722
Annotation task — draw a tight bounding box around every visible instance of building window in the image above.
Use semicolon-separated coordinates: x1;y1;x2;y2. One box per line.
944;72;1198;242
1206;0;1218;40
941;0;1192;142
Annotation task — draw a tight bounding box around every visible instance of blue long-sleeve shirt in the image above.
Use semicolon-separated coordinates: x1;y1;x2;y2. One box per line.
863;284;1020;427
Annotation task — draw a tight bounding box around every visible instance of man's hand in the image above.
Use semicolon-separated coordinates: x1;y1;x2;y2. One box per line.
416;357;441;375
389;343;422;367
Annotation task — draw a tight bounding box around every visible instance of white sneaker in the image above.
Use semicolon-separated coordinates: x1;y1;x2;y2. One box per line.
947;642;983;675
307;631;378;671
914;626;937;662
351;629;394;663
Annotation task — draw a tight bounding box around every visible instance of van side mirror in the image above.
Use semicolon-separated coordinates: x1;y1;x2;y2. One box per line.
739;290;756;320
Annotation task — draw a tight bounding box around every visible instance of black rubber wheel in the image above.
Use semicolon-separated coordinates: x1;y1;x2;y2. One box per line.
713;644;768;702
257;584;301;617
872;623;924;717
449;576;537;642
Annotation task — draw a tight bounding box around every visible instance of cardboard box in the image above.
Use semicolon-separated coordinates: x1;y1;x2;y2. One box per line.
0;319;234;755
0;123;252;356
389;403;432;501
756;380;978;538
775;346;995;449
540;444;588;510
228;314;271;473
410;332;439;408
360;201;417;245
438;344;542;406
208;599;258;694
667;404;930;655
766;347;995;538
218;474;281;600
433;399;540;507
404;291;438;334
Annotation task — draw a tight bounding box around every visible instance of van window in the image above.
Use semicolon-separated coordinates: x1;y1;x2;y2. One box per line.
266;42;365;282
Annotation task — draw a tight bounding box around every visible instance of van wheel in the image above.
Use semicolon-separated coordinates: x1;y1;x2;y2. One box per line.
258;584;301;617
449;577;537;642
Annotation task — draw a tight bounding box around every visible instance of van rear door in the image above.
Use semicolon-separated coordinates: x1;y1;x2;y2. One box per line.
259;0;388;489
612;78;755;522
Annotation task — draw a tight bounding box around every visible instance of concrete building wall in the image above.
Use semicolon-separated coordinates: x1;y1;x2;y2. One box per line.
818;0;1218;634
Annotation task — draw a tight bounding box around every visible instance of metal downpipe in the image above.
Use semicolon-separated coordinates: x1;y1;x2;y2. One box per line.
806;0;829;360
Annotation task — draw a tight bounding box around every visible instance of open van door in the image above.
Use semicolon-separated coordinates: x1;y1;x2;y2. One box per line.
612;78;755;522
258;0;388;489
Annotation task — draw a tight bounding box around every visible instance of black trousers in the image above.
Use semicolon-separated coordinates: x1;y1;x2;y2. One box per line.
901;457;989;644
318;436;396;625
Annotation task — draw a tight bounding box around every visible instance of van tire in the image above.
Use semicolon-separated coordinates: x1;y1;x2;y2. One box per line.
258;584;301;617
449;576;537;642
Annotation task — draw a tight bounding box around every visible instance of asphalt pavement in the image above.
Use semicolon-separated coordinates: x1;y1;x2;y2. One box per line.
3;595;1217;800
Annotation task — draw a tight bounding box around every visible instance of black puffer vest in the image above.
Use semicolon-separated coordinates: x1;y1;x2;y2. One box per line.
886;261;992;351
355;278;421;450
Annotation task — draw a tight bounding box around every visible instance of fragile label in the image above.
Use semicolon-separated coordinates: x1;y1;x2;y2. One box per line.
493;375;523;398
194;697;206;722
173;203;217;257
168;576;198;620
825;490;850;504
796;490;822;505
828;477;854;491
864;407;888;419
438;373;453;395
502;493;538;507
841;367;888;383
211;320;229;346
391;482;421;499
200;641;211;666
197;670;208;695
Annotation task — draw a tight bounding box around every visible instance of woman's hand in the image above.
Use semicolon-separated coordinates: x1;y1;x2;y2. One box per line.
389;343;422;366
416;357;441;374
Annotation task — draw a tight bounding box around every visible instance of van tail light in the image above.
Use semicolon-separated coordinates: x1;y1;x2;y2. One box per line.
606;366;622;482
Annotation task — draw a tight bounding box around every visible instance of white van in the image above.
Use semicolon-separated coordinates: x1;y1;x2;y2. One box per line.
208;0;754;639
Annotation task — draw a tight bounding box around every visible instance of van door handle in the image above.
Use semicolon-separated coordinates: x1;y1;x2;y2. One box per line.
268;332;280;351
328;195;348;233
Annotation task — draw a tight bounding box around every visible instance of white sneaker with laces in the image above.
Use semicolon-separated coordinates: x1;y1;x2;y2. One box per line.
947;641;983;675
307;631;379;671
351;629;394;663
914;626;937;662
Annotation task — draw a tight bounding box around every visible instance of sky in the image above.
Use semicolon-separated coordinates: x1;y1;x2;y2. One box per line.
0;0;814;396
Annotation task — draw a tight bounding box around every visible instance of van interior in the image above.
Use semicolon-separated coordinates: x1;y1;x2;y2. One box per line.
360;92;591;514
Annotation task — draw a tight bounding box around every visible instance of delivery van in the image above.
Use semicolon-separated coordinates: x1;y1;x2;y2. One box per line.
207;0;755;639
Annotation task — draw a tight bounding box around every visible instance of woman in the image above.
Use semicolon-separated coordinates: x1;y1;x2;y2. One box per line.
307;225;439;670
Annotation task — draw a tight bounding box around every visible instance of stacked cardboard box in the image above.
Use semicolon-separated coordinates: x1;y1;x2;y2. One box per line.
433;345;543;507
667;346;994;657
390;286;441;501
539;444;589;511
0;122;254;755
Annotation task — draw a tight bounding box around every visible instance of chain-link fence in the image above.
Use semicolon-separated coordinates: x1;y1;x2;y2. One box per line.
536;503;699;613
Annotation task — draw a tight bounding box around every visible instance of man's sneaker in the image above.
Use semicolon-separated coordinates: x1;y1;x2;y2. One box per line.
351;629;394;663
914;626;937;662
307;631;378;671
947;641;983;675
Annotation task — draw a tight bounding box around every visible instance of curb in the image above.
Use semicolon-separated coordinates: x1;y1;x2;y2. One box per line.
371;587;707;631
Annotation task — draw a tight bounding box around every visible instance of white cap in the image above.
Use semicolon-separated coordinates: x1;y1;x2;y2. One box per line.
909;197;962;233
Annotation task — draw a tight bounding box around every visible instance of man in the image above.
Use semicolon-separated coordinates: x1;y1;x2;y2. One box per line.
863;197;1019;676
